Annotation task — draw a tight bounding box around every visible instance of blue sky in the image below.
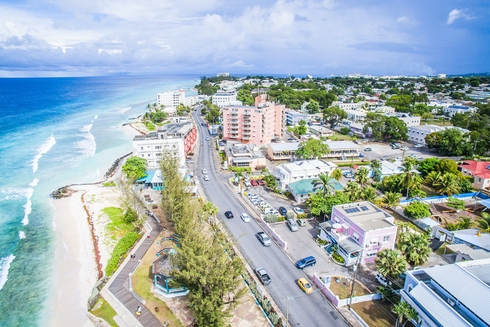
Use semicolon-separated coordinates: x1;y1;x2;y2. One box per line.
0;0;489;77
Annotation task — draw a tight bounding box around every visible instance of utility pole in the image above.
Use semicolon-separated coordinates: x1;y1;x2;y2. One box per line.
348;255;361;310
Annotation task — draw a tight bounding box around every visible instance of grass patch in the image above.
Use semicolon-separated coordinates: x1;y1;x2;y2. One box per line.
103;207;136;240
103;181;117;187
132;244;184;326
351;300;396;327
329;276;370;299
90;297;118;327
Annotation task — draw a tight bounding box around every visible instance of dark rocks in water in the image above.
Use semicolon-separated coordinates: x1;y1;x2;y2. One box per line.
51;186;75;199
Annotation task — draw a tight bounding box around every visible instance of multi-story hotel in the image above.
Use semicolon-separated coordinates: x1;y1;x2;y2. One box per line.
222;94;285;145
212;89;237;108
157;89;185;107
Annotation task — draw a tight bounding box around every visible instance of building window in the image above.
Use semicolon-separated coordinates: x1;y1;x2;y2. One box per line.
383;235;390;243
140;147;143;150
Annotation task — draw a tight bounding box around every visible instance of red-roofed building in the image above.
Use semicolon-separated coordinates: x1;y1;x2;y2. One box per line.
458;160;490;190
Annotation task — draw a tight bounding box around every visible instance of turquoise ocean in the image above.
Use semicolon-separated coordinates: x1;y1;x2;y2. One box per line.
0;75;199;326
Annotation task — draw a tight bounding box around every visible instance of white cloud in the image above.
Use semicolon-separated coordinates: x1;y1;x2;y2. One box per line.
447;8;474;25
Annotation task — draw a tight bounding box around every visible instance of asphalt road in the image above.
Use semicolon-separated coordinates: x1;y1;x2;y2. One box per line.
192;110;348;327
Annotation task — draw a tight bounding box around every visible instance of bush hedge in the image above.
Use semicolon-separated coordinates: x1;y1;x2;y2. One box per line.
105;232;140;276
404;201;431;219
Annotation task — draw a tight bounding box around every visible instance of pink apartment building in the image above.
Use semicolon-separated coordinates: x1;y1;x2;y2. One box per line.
222;94;285;145
318;201;398;266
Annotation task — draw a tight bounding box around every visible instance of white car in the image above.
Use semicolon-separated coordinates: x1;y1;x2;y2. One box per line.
202;169;207;174
203;175;209;181
240;213;251;223
414;144;424;148
293;207;304;214
375;273;392;287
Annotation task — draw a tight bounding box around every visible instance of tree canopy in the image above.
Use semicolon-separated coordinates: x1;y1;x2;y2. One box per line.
122;156;147;181
295;139;330;159
323;106;347;129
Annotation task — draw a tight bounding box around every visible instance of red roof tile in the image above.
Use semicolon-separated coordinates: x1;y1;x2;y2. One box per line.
459;160;490;179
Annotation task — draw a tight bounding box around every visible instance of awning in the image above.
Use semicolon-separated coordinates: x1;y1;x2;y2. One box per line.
339;238;363;254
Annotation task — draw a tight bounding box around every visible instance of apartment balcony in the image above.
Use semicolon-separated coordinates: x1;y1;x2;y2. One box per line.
243;126;251;131
243;131;251;136
243;135;251;140
243;122;251;127
231;119;239;123
230;134;239;139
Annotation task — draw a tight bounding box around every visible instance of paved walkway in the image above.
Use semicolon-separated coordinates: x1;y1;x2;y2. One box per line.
101;215;163;327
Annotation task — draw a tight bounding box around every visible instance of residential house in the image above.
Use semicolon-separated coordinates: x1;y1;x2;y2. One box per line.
309;125;334;137
458;160;490;190
157;121;197;154
444;105;477;117
266;141;360;161
345;109;367;122
274;159;337;190
385;113;421;127
222;94;285;145
401;259;490;327
318;202;397;266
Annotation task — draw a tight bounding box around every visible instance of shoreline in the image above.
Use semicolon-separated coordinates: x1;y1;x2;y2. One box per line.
48;124;140;326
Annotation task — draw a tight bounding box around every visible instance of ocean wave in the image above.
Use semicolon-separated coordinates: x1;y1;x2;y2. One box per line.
0;254;15;291
22;187;34;226
19;231;26;239
94;114;98;120
29;178;39;187
119;106;131;115
73;123;96;158
31;135;56;173
0;187;32;201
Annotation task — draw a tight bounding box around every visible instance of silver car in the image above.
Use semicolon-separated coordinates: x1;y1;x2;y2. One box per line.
286;218;299;232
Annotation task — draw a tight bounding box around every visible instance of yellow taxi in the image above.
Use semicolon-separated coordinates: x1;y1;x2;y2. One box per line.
297;277;313;294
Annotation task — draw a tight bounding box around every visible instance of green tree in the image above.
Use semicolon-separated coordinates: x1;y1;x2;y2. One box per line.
398;232;431;266
311;173;336;196
384;116;409;141
370;159;382;182
432;172;461;196
386;94;413;112
323;106;347;129
393;301;418;327
331;168;343;181
434;158;459;175
418;157;440;177
293;120;308;136
399;161;422;198
382;191;402;209
403;201;430;219
122;156;147;181
362;186;377;202
295;139;330;159
421;112;433;121
160;152;191;222
305;191;349;217
354;167;370;187
375;249;408;278
477;212;490;233
306;99;320;114
344;181;363;202
262;174;278;189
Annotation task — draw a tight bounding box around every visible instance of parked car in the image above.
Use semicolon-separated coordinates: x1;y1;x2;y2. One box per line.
364;147;372;151
205;136;210;141
293;207;304;214
297;277;313;294
257;179;265;186
297;219;306;227
358;153;365;158
295;256;316;269
247;193;258;200
278;206;288;216
414;144;424;148
255;268;271;285
375;273;392;287
250;179;258;187
224;211;234;219
240;213;251;223
244;180;252;187
342;171;353;178
203;175;209;181
202;169;207;174
185;159;193;164
286;218;299;232
256;232;271;246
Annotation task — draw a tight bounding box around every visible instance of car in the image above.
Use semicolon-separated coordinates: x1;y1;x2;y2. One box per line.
295;256;316;269
250;179;258;187
286;218;299;232
297;219;306;227
244;180;252;187
201;123;206;126
256;232;271;246
297;277;313;294
364;147;372;151
203;175;209;181
185;159;193;164
342;171;354;178
224;211;234;219
381;156;388;161
293;207;304;214
414;144;424;148
257;179;265;186
400;146;409;151
288;137;295;142
375;273;392;287
202;169;207;174
240;213;251;223
358;153;365;158
255;268;271;285
247;193;258;199
278;206;287;216
205;137;210;141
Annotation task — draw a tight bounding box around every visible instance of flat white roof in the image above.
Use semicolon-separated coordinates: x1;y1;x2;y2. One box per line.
269;140;360;152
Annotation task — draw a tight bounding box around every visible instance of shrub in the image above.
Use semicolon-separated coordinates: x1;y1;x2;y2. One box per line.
122;208;138;224
105;232;140;276
404;201;431;219
102;181;116;187
446;197;466;210
332;252;345;263
277;216;285;222
286;211;295;220
264;214;278;223
297;213;308;219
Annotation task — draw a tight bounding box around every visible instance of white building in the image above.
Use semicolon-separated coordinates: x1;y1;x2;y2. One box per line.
274;159;337;190
132;134;185;169
345;109;367;122
444;105;477;117
212;89;238;107
401;259;490;327
157;90;185;107
332;101;363;111
286;110;308;125
408;125;446;145
385;113;421;127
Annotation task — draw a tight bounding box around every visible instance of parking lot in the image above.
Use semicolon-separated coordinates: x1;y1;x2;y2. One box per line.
356;142;434;161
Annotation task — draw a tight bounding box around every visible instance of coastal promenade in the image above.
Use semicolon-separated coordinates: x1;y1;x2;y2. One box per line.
101;217;163;327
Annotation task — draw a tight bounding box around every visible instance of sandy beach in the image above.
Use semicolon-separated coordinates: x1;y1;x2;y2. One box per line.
48;124;139;326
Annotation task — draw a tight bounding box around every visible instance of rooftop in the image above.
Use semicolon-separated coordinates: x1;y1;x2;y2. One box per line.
268;140;360;152
281;160;336;173
459;160;490;179
288;178;343;195
334;201;394;231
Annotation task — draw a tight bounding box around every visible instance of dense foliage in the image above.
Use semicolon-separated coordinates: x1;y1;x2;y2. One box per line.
403;201;431;219
295;139;330;159
105;232;140;276
122;156;147;181
267;82;337;109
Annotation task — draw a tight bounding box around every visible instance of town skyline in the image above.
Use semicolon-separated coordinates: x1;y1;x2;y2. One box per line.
0;0;489;77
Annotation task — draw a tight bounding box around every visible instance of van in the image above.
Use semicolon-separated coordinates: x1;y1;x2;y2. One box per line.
375;273;392;287
295;256;316;269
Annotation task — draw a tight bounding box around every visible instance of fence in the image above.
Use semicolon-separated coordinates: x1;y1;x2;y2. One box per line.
399;192;483;205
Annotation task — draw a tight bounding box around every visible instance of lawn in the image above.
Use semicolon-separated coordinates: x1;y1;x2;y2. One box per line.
131;237;184;327
90;298;118;327
351;300;397;327
103;206;136;240
329;276;371;299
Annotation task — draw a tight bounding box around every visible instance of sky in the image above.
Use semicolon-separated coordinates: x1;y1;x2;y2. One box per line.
0;0;489;77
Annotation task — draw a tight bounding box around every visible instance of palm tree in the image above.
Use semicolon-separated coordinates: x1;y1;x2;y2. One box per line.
398;232;431;267
477;212;490;233
355;167;370;187
311;173;335;196
382;191;402;209
456;216;473;229
399;161;422;198
370;159;382;182
424;171;442;186
375;249;408;278
393;301;417;327
377;285;397;303
344;181;362;202
331;168;343;181
433;172;461;196
362;186;377;202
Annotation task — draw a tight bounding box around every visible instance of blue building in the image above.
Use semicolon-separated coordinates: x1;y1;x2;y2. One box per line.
286;110;308;126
